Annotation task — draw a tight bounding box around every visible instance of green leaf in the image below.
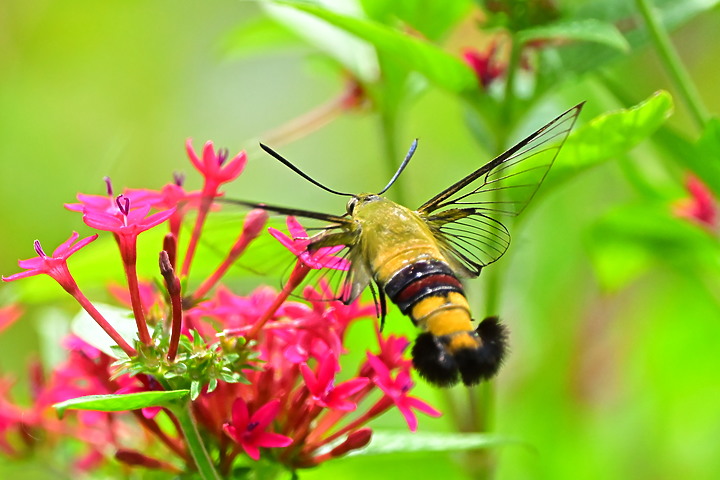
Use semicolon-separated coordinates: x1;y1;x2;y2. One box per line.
587;202;720;290
274;0;477;93
518;19;629;52
53;390;190;418
546;90;674;190
261;0;379;82
348;431;524;456
550;0;720;77
71;302;138;358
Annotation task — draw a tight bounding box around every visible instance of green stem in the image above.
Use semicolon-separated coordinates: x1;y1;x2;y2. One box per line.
460;37;525;480
172;402;221;480
635;0;709;130
500;36;523;128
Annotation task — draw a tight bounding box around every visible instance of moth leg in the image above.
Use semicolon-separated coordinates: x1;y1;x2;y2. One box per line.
377;282;388;331
367;281;388;331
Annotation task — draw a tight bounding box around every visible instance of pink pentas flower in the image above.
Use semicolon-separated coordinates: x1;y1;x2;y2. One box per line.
368;333;412;373
197;286;301;332
223;398;293;460
673;174;717;228
365;354;441;431
2;232;97;290
186;139;247;193
269;217;350;271
83;195;175;237
65;180;159;215
303;283;375;335
300;353;370;411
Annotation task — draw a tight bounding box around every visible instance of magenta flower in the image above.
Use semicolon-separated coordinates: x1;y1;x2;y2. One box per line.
363;333;412;374
83;195;174;346
223;398;293;460
2;232;97;289
673;174;717;229
300;353;370;411
65;180;159;215
83;196;175;241
366;354;441;431
269;217;350;271
186;139;246;194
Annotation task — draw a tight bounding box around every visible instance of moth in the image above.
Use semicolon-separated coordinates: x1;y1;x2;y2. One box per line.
229;103;583;387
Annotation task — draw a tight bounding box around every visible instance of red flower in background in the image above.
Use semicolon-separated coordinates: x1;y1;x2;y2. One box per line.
462;41;506;89
674;174;718;229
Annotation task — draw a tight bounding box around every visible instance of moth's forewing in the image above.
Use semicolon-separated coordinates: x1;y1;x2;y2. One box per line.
418;103;584;276
214;198;366;303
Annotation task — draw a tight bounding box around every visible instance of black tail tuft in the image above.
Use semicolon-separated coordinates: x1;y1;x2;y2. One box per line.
455;316;508;386
411;333;460;387
411;317;508;388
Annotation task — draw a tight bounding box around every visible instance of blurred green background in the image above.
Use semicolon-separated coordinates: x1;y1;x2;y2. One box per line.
2;0;720;479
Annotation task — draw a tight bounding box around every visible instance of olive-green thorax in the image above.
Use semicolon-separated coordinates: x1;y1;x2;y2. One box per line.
351;195;445;284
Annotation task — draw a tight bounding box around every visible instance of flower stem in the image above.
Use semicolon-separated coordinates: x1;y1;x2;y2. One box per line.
259;79;363;147
172;402;221;480
635;0;709;130
193;233;252;301
124;253;152;346
181;195;213;278
246;261;309;340
459;35;524;480
62;279;136;356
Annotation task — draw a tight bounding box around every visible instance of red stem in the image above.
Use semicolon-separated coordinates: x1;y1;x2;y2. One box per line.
124;255;151;346
64;282;137;357
246;261;310;340
192;231;253;301
181;194;214;278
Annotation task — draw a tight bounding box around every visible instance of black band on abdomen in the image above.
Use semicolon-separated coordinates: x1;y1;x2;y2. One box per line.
383;260;464;315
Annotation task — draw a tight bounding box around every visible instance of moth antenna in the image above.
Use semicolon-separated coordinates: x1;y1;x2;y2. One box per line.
259;143;353;197
377;139;418;195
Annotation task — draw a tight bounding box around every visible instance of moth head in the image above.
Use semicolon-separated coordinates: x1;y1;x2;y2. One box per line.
346;194;380;215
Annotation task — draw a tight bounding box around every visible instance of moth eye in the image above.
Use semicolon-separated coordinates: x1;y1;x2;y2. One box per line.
346;198;358;214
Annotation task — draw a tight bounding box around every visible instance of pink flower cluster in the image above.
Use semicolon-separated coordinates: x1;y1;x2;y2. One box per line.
0;140;441;476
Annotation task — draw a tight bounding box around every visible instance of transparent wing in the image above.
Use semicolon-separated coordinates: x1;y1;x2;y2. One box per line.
418;103;584;276
215;198;368;303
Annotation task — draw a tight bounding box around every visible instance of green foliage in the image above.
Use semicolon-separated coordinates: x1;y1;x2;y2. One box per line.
117;327;256;401
53;390;190;418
